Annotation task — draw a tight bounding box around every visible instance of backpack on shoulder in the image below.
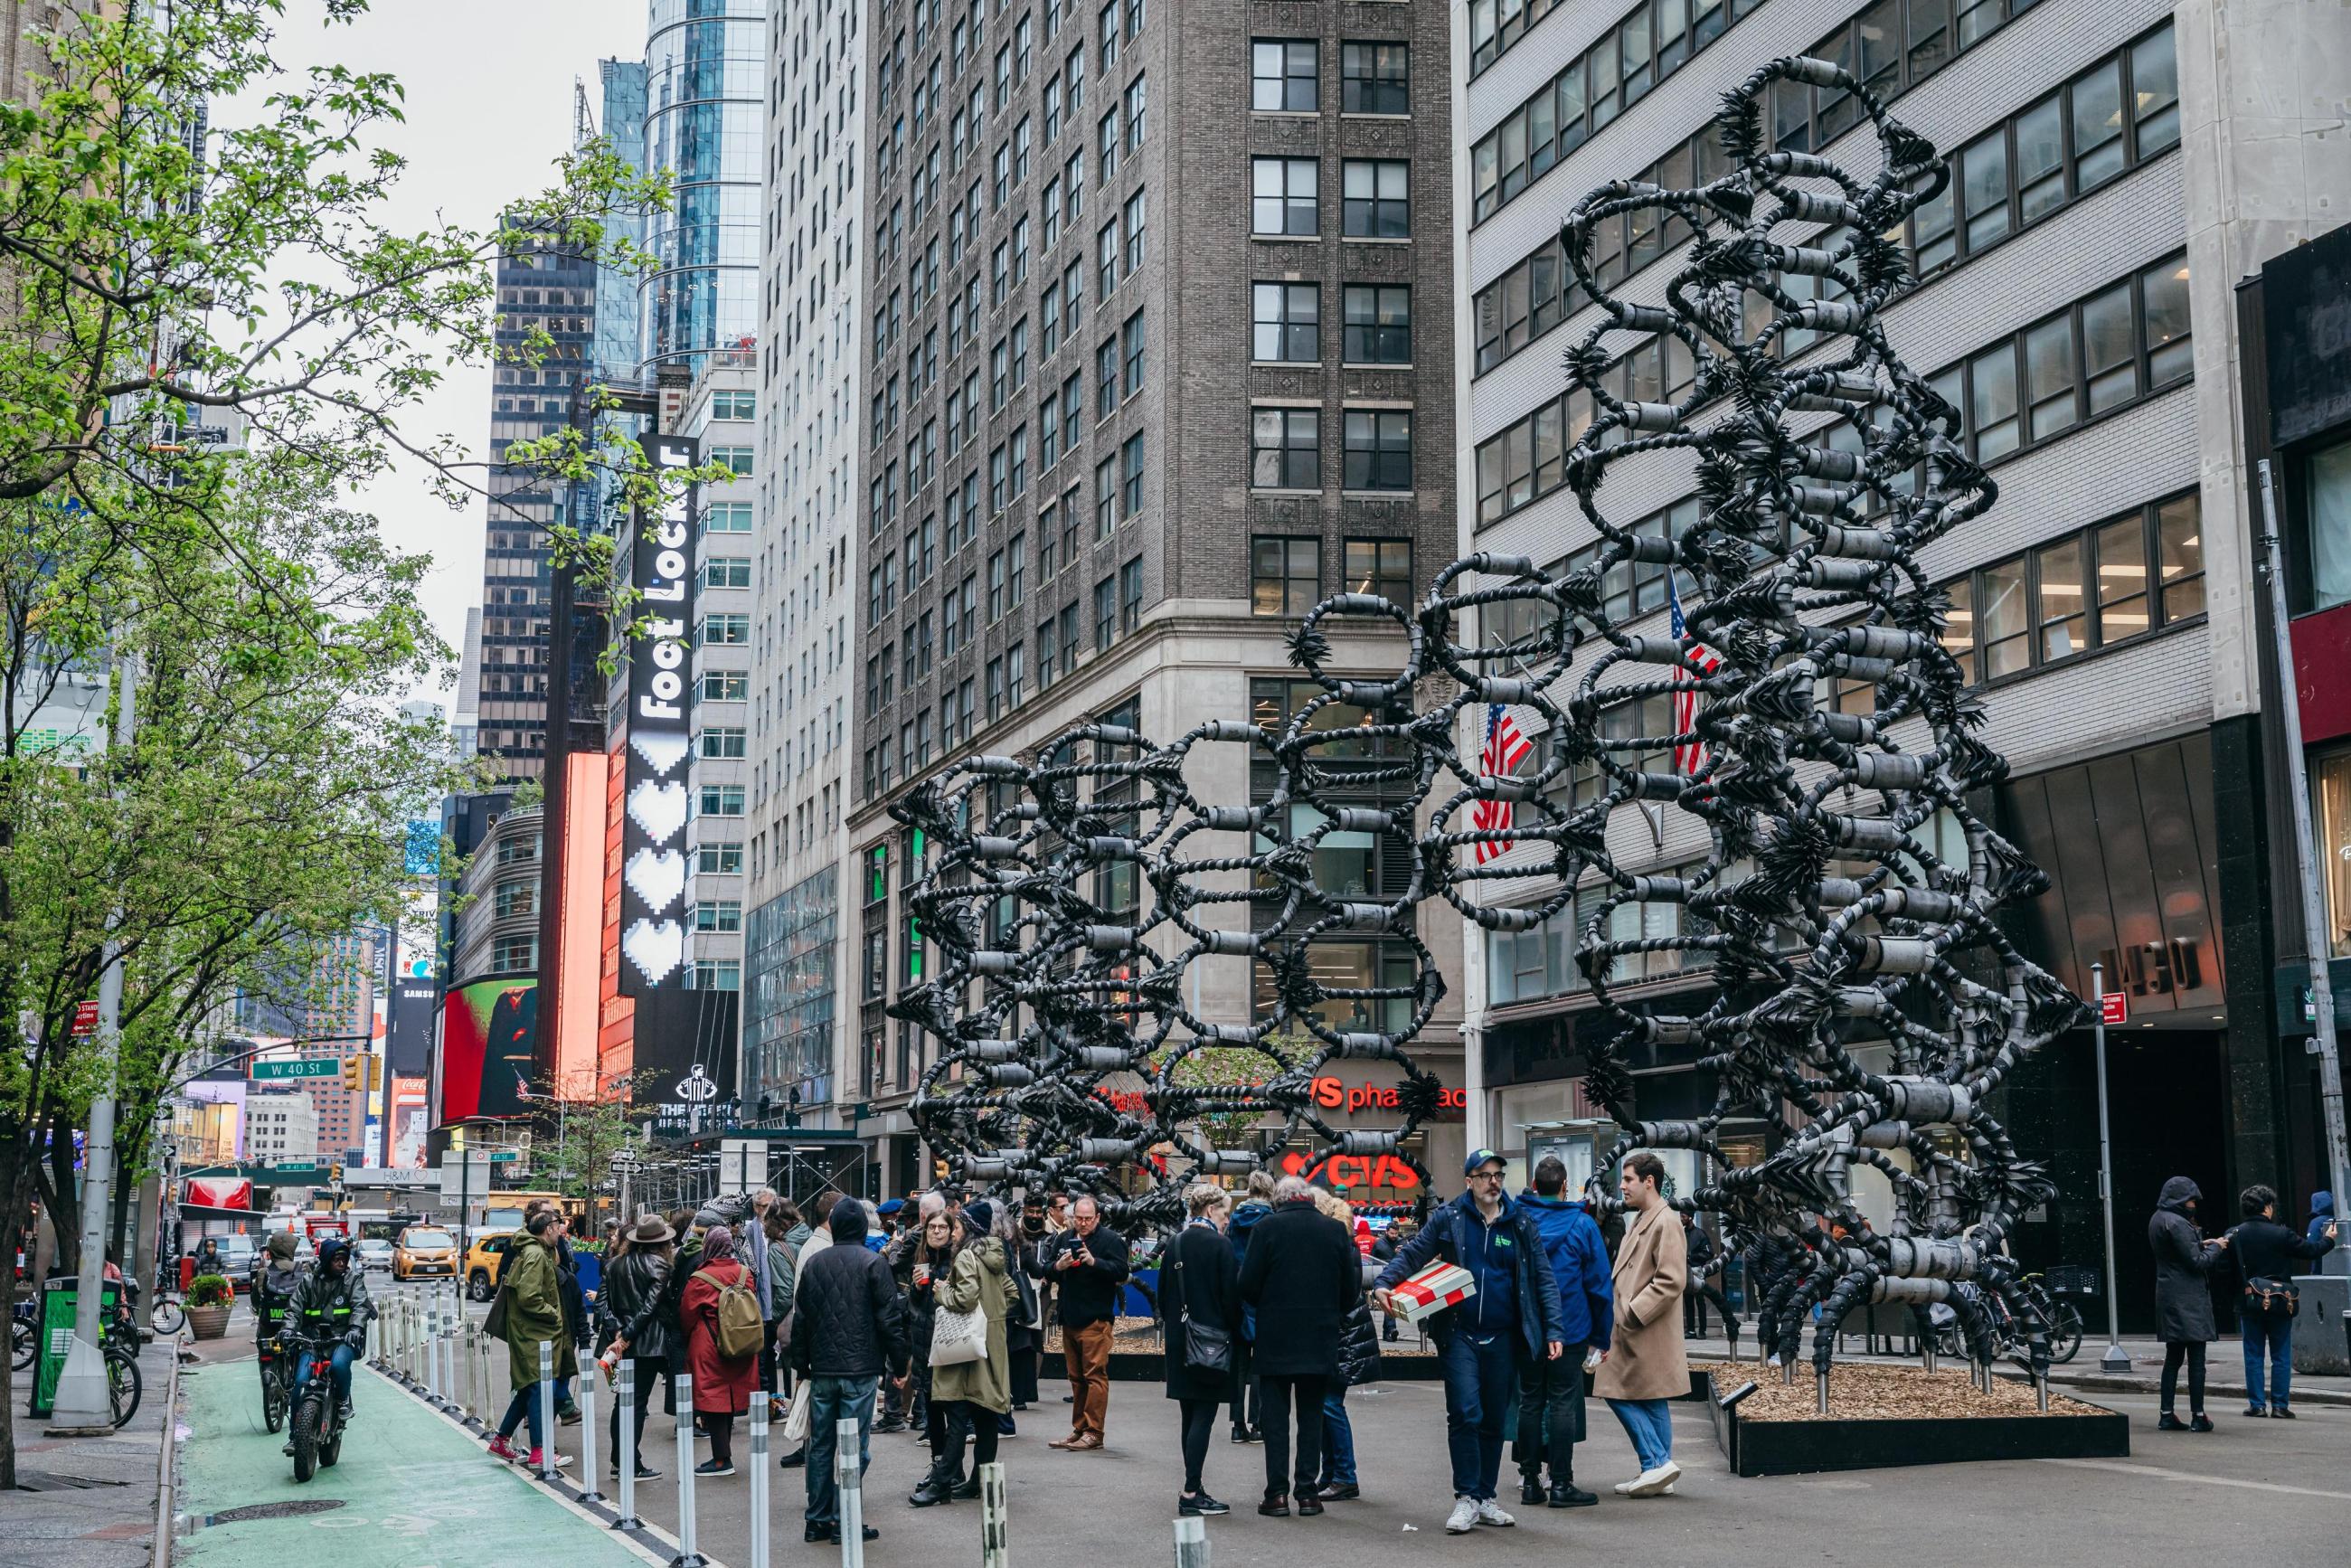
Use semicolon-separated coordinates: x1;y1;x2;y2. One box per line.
695;1268;765;1360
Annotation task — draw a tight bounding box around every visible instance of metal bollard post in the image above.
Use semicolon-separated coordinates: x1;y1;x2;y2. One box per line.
2035;1366;2050;1412
427;1296;445;1405
443;1288;459;1408
1173;1515;1210;1567
675;1373;707;1567
749;1388;770;1568
613;1359;641;1531
1815;1366;1829;1415
837;1415;865;1568
538;1340;558;1479
979;1459;1007;1568
578;1360;605;1503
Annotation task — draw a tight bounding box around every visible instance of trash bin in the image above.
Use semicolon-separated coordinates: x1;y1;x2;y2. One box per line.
30;1278;120;1418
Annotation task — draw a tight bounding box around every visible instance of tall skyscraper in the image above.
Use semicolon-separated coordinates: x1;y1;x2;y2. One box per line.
741;0;864;1129
640;0;766;373
843;1;1468;1195
473;234;599;778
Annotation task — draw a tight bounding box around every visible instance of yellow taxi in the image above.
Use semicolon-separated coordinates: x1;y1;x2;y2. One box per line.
392;1224;459;1281
465;1230;518;1301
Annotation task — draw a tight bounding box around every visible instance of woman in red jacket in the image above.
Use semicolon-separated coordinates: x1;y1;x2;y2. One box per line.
681;1224;760;1477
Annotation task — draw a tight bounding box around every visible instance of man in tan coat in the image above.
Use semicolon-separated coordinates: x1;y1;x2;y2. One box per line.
1591;1152;1686;1497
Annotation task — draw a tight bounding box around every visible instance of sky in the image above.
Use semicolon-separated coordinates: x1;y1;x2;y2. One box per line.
254;0;648;708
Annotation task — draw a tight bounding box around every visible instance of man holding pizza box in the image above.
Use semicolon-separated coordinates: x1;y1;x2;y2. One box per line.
1370;1148;1563;1535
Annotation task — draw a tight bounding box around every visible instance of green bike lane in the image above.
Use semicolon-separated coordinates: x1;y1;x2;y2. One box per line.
175;1354;668;1568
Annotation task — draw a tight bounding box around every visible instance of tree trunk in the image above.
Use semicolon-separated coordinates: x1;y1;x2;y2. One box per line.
0;1141;30;1491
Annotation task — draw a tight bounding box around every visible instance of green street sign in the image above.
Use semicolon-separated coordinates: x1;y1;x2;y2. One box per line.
252;1058;339;1081
488;1150;521;1163
271;1161;320;1173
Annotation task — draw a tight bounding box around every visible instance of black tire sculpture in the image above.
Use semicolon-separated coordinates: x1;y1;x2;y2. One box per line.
888;54;2084;1384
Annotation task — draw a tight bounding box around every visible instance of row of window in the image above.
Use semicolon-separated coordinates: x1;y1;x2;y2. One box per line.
1251;39;1412;116
1473;250;2191;529
1471;24;2180;381
1253;282;1412;365
1251;535;1414;619
1251;408;1413;493
1251;157;1412;240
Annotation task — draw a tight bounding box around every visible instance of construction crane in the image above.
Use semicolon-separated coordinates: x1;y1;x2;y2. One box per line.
573;75;596;150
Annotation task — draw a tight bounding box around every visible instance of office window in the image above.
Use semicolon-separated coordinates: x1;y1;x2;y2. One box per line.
1098;106;1119;180
1342;284;1410;364
1345;538;1412;605
1252;156;1318;235
691;960;741;991
1012;215;1031;284
1006;642;1026;706
704;502;753;534
1095;455;1117;538
694;902;744;934
1125;74;1147;148
1251;408;1319;489
699;784;746;817
699;670;748;703
986;656;1006;720
2141;257;2193;386
1340;42;1409;114
1043;280;1062;356
1062;372;1082;451
1100;0;1119;67
699;727;748;760
1251;535;1320;617
1943;492;2206;684
1343;410;1412;490
1094;575;1117;651
1253;282;1318;362
1121;309;1146;396
1120;431;1145;517
1120;557;1143;633
703;557;751;590
712;391;756;420
1343;160;1409;238
1096;336;1118;416
708;445;754;476
2307;436;2351;614
1253;40;1318;111
1038;614;1060;689
1007;531;1026;609
701;612;751;645
1041;388;1062;469
1097;221;1119;299
1122;188;1146;275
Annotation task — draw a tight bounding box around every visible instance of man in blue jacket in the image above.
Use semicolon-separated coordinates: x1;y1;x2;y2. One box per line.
1515;1156;1611;1508
1372;1149;1563;1535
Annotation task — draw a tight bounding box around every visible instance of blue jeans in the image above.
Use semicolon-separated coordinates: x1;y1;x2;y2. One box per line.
805;1374;879;1528
1319;1386;1356;1488
1438;1331;1518;1501
293;1343;354;1406
1608;1398;1674;1470
2240;1309;2293;1409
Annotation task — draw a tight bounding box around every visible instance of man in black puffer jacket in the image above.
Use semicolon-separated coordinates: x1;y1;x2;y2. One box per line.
790;1197;909;1544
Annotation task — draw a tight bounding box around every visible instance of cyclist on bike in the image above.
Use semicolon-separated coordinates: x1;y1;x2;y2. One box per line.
279;1238;371;1432
255;1231;305;1341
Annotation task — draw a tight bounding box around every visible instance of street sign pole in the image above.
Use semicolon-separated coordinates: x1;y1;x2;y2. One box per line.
2259;458;2351;1214
2091;961;2129;1373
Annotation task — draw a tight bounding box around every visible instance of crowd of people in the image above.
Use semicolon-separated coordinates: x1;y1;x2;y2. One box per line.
455;1162;2342;1542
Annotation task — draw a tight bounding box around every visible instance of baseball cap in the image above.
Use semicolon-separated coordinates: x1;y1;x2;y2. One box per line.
1464;1148;1506;1176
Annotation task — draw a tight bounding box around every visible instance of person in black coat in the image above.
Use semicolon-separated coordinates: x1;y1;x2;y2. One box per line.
791;1197;911;1544
2229;1184;2337;1417
1160;1184;1241;1517
600;1215;676;1478
1237;1176;1361;1516
2148;1176;2229;1431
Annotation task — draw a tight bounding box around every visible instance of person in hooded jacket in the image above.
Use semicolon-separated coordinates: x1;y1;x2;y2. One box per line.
2230;1184;2336;1417
2148;1176;2228;1431
599;1214;674;1479
254;1230;306;1347
681;1224;760;1476
279;1237;370;1450
1224;1169;1275;1442
1515;1156;1612;1508
789;1196;909;1545
2308;1192;2337;1251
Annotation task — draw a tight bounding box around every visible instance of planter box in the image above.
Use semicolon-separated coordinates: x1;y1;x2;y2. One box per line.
1702;1370;2129;1478
187;1303;232;1341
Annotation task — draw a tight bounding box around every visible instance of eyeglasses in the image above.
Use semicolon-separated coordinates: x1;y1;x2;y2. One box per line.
1468;1169;1505;1182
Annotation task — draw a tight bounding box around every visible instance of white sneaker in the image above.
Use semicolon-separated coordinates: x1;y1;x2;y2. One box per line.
1613;1476;1643;1494
1626;1460;1681;1497
1445;1497;1478;1534
1474;1498;1515;1527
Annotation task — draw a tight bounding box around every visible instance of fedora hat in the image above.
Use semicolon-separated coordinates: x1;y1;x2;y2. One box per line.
628;1214;675;1246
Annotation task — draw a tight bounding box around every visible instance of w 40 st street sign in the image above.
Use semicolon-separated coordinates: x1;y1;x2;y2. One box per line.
251;1058;340;1081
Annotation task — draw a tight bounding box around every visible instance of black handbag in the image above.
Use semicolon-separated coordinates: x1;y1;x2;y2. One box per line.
1173;1244;1231;1374
2243;1276;2300;1318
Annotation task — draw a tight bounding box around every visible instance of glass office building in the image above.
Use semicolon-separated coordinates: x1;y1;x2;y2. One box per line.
640;0;763;370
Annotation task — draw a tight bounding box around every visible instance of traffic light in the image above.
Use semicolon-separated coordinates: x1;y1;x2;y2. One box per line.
341;1056;363;1091
329;1162;344;1185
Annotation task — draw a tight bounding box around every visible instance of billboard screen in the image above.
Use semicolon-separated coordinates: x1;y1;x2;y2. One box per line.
631;987;740;1139
387;1075;430;1167
436;976;536;1126
385;980;439;1076
618;433;701;995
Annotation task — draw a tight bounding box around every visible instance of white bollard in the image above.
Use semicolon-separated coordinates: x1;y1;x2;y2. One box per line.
441;1288;458;1407
1173;1515;1210;1567
675;1373;706;1566
613;1358;641;1531
979;1459;1007;1567
749;1387;770;1568
577;1359;605;1503
426;1296;444;1405
837;1415;864;1568
538;1340;558;1478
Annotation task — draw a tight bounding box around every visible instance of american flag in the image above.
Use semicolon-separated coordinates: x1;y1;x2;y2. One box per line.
1666;571;1723;775
1470;703;1532;864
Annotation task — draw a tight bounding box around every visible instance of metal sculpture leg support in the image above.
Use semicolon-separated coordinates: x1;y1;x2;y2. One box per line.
889;55;2081;1388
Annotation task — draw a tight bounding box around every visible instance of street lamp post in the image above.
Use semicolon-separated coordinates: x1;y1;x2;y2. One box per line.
2091;960;2130;1373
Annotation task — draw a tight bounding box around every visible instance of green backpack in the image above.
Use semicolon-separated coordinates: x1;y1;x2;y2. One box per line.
695;1268;764;1360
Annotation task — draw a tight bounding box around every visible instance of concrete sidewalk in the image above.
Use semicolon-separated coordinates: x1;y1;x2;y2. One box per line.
6;1333;175;1568
173;1354;665;1568
1681;1330;2351;1406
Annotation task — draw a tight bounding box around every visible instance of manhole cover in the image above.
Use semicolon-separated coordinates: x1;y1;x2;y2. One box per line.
204;1500;347;1524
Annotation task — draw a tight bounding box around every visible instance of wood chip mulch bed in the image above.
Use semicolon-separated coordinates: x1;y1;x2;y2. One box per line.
1695;1360;2101;1422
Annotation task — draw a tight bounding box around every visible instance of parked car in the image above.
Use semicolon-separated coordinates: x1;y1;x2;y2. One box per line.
216;1233;257;1291
392;1226;459;1282
353;1238;395;1272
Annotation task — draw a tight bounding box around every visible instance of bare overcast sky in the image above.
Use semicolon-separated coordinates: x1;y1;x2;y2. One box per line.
260;0;647;708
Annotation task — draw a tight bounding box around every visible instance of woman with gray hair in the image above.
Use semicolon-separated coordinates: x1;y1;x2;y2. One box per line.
1162;1183;1240;1516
